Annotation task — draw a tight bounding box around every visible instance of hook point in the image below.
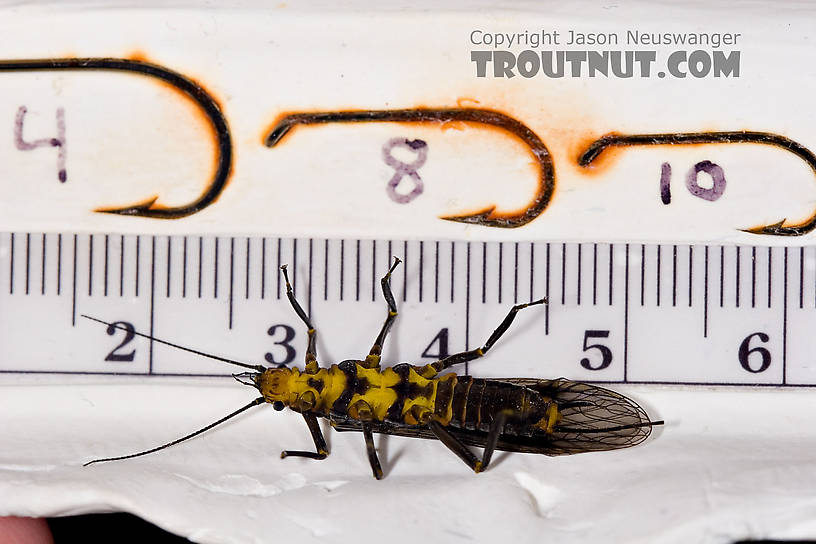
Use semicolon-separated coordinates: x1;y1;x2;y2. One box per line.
741;218;787;235
440;206;500;226
95;196;160;217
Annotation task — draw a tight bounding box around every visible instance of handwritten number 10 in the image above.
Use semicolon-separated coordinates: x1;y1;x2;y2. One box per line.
660;160;726;204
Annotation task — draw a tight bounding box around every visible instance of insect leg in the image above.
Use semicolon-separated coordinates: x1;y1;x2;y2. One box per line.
479;410;511;470
363;257;401;369
429;411;511;473
428;421;480;471
362;423;384;479
432;298;547;371
280;413;329;460
279;265;318;367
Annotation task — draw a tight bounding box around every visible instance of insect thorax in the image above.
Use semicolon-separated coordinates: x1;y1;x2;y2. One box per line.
256;361;459;425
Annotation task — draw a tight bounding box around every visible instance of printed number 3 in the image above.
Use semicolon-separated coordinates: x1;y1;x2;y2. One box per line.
265;324;297;365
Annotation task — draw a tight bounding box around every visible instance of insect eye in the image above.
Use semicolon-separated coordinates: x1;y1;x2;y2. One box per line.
273;401;285;411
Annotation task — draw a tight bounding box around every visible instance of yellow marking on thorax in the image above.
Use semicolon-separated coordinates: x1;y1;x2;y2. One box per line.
349;365;401;421
286;366;348;413
401;367;438;418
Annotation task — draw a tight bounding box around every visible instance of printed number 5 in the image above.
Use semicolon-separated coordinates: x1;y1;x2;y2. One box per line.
580;330;613;371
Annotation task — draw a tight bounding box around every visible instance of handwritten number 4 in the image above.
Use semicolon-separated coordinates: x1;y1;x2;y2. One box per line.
14;105;67;183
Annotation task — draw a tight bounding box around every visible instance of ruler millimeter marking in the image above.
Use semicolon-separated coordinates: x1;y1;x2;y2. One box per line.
1;232;815;388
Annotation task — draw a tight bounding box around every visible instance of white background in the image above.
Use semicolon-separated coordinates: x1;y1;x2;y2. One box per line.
1;1;816;543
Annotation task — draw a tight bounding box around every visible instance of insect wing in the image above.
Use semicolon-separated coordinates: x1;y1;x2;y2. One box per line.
500;378;655;454
330;417;512;453
331;379;656;456
332;378;652;455
331;418;438;440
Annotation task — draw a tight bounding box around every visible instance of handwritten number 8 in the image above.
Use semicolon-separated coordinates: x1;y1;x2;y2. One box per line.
382;137;428;204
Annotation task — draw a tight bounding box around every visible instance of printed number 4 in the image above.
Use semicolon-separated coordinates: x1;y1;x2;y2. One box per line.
421;328;450;360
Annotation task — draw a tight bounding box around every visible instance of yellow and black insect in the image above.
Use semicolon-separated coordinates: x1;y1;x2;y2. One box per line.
83;258;662;479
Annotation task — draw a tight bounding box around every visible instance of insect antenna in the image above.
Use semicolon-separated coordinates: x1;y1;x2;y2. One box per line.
84;396;266;466
81;314;266;372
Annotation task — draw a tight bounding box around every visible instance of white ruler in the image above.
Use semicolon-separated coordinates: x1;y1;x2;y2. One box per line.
0;231;813;387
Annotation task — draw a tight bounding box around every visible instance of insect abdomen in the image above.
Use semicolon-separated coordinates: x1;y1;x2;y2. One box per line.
447;378;550;434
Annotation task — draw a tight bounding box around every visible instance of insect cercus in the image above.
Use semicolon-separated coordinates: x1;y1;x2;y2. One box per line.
83;258;662;479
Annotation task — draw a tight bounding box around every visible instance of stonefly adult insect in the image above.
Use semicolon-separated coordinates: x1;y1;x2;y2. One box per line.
82;258;662;479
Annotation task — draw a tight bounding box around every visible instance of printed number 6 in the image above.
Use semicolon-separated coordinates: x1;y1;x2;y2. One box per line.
580;330;613;371
738;332;771;373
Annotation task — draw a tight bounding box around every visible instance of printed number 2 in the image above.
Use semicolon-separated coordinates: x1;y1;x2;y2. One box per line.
105;321;136;362
580;330;613;370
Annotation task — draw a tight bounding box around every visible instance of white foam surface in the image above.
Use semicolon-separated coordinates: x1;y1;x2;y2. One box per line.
2;378;816;543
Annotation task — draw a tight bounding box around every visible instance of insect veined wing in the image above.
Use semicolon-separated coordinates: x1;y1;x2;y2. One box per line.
500;378;660;454
330;416;438;440
331;379;660;456
329;417;561;454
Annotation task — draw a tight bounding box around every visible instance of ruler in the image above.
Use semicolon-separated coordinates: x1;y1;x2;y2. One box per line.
0;231;814;388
